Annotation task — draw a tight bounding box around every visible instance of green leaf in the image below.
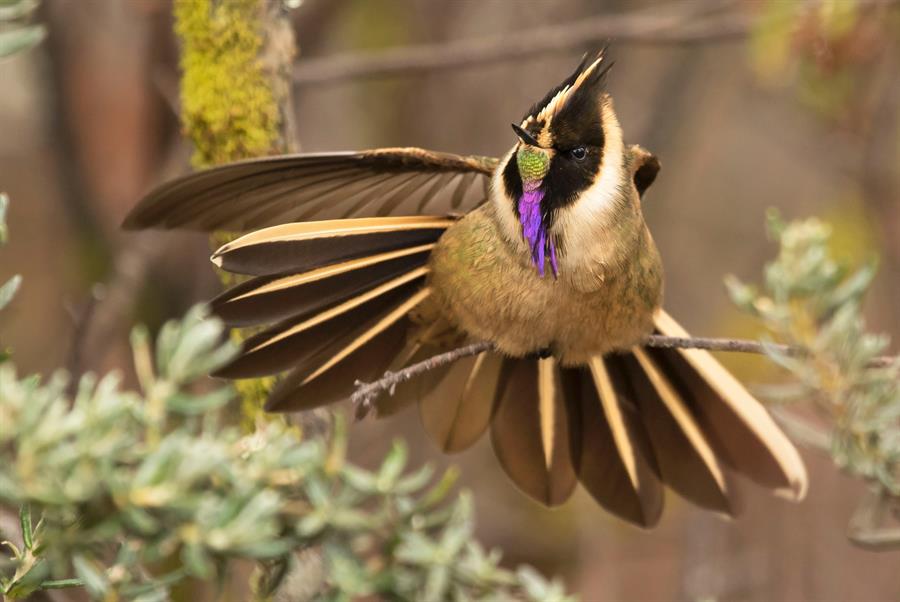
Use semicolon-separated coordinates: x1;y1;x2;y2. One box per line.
4;558;50;599
38;578;84;590
341;465;377;493
72;555;109;599
296;511;327;538
0;0;40;20
393;464;434;495
825;260;877;314
18;504;32;550
0;275;20;311
324;541;372;596
416;466;459;511
181;543;214;579
376;440;408;491
0;25;44;58
424;565;450;602
166;387;233;414
395;531;439;565
439;493;473;559
0;193;8;243
517;566;551;600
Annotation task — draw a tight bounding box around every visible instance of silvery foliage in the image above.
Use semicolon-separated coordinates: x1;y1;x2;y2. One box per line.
0;197;572;600
727;210;900;494
0;0;44;58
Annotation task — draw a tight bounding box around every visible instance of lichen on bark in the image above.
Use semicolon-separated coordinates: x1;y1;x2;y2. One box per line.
174;0;296;427
174;0;284;168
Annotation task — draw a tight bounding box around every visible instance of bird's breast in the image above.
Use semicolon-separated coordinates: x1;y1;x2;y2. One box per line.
427;206;662;365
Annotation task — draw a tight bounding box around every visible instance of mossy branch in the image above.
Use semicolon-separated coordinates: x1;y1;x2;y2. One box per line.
174;0;299;428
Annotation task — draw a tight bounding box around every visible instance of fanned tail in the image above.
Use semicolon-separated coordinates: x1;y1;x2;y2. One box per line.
648;310;808;499
409;312;806;528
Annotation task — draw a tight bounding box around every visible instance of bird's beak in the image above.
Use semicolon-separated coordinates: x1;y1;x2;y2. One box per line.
511;123;540;147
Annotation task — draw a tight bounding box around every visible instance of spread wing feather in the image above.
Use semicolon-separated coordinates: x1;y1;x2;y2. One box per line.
264;288;433;412
212;244;434;327
264;316;413;413
123;149;498;232
210;216;453;276
216;270;427;379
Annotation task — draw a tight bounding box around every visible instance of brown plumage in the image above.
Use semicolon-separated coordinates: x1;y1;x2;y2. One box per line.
123;52;807;528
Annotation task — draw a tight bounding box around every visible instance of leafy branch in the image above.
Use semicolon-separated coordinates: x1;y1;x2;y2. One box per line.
727;211;899;491
727;210;900;548
0;306;572;601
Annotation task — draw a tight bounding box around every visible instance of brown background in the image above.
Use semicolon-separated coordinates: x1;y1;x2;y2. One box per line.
1;1;898;600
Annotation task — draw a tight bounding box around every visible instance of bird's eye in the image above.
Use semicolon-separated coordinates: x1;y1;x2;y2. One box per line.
570;146;587;161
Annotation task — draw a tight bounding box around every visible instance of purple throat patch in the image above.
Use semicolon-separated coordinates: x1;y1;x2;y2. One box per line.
518;183;559;278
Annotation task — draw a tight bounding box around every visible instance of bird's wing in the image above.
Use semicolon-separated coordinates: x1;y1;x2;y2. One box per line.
123;148;499;232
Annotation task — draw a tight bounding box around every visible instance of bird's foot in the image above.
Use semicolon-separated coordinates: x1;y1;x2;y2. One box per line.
525;347;553;360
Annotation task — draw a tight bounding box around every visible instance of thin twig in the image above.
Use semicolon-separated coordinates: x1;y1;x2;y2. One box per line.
646;335;896;368
64;283;104;388
351;335;897;419
352;342;492;420
293;3;751;86
292;0;900;87
644;335;796;356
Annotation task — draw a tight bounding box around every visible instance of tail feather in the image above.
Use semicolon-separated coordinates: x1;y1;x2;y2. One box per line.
490;358;577;507
419;351;504;453
652;311;808;499
375;319;457;417
622;350;737;515
572;359;664;527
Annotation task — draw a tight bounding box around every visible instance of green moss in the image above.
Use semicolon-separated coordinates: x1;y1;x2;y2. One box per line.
175;0;284;425
174;0;280;168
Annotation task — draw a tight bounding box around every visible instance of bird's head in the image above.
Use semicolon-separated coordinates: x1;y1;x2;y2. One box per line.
497;50;657;277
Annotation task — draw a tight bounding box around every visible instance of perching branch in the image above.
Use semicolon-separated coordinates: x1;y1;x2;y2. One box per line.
644;335;896;367
352;341;493;420
351;334;898;419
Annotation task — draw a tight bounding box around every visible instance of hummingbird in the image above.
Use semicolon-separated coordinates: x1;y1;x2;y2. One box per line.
125;51;807;527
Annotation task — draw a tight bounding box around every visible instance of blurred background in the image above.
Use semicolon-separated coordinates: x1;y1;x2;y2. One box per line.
1;0;898;599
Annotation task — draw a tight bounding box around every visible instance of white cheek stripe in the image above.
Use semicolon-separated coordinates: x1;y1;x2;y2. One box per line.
553;109;625;267
491;147;526;248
